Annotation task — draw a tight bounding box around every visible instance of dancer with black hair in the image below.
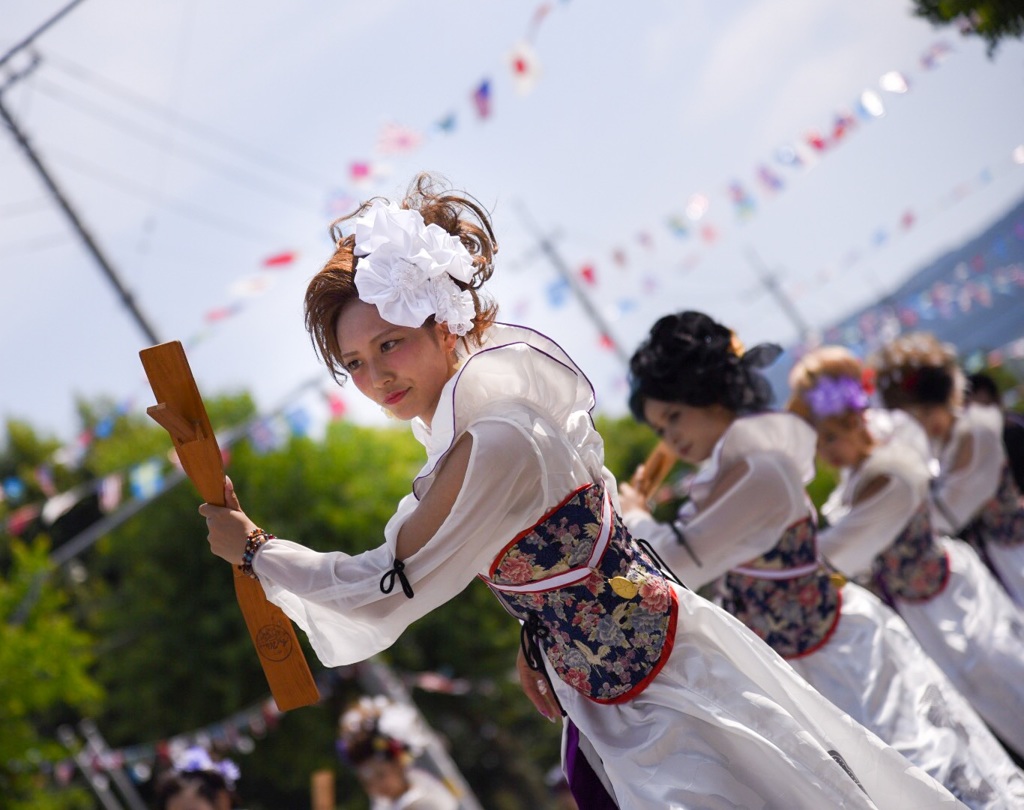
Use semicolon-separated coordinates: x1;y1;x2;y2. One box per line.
871;334;1024;608
153;747;241;810
337;697;457;810
614;310;1009;806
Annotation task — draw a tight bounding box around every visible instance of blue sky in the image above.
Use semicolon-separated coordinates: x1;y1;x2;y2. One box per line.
2;0;1023;443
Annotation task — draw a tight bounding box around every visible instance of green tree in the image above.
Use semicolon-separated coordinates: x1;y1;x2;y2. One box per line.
911;0;1024;53
0;537;101;810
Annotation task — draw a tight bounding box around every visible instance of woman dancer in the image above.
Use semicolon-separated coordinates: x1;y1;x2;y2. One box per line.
870;333;1024;607
338;696;457;810
615;311;1006;806
786;344;1024;782
199;176;961;809
154;747;241;810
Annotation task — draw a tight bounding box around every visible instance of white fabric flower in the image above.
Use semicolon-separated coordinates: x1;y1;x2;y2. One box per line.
352;200;477;334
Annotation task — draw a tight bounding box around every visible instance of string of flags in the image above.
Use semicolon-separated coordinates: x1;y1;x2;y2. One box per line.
0;381;348;539
40;665;486;789
795;212;1024;359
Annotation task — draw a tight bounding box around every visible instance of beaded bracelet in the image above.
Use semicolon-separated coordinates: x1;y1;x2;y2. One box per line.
239;528;275;580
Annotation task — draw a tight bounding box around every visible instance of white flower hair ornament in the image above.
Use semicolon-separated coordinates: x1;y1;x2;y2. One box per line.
353;200;477;336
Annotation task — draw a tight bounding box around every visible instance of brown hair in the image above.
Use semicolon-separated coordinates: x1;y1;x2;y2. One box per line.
304;173;499;383
786;345;865;422
868;332;963;410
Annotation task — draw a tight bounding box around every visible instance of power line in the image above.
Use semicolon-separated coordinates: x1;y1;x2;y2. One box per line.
41;51;330;189
0;92;162;344
30;77;315;204
43;144;292;244
0;0;86;69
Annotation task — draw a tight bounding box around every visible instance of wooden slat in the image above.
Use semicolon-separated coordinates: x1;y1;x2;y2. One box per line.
140;341;319;710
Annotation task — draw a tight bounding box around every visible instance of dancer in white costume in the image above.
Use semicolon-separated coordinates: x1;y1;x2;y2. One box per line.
786;345;1024;801
613;310;990;805
871;333;1024;609
199;177;962;809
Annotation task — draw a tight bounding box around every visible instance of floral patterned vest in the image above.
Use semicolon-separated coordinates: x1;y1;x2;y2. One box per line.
480;483;677;704
721;517;841;659
959;464;1024;550
865;503;950;605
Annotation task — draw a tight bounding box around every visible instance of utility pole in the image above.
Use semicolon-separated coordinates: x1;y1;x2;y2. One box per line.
0;1;162;345
744;245;811;343
515;202;630;367
57;724;125;810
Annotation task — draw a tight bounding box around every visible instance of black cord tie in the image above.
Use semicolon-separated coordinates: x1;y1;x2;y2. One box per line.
521;613;550;671
666;522;703;568
636;537;688;590
380;559;414;599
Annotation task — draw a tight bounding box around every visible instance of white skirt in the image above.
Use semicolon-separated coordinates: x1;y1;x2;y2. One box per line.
894;538;1024;762
787;580;1024;809
985;541;1024;608
551;583;962;809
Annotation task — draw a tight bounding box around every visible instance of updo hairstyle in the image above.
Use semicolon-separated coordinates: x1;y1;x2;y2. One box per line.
869;332;963;410
304;172;499;384
628;310;777;422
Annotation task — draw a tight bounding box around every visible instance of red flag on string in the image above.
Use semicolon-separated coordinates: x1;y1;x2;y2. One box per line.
326;390;347;419
598;334;615;351
262;251;297;268
507;42;541;96
579;264;596;285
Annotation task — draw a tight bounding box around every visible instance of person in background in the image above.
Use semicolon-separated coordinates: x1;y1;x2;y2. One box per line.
337;696;457;810
613;310;1004;805
786;344;1024;785
965;371;1024;493
153;746;241;810
871;334;1024;608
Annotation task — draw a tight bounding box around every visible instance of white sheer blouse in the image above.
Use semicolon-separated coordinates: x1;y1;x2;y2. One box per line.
621;412;817;588
930;404;1006;534
252;324;612;666
818;410;933;576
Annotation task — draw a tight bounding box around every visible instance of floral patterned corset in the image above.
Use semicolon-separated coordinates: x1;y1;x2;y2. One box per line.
722;517;841;660
870;503;950;604
480;483;677;704
959;465;1024;549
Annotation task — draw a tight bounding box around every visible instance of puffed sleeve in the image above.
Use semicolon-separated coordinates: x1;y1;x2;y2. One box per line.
931;406;1006;534
818;441;930;575
252;417;547;666
625;450;807;589
818;475;920;576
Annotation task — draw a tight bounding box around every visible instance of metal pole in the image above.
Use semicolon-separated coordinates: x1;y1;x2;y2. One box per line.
0;94;162;344
57;725;125;810
515;202;630;367
744;246;812;341
78;719;149;810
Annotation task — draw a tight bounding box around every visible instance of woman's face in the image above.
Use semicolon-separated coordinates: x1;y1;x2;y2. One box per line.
166;787;230;810
641;397;735;465
815;413;871;469
903;403;955;442
356;759;409;800
337;300;458;425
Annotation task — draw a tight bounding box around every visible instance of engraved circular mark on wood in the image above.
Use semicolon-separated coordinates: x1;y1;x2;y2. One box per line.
256;623;293;661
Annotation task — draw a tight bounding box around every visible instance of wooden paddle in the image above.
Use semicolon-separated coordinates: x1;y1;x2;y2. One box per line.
140;341;319;711
631;441;677;501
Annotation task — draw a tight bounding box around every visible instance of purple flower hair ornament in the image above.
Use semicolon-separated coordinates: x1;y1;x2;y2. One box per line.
805;376;869;420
